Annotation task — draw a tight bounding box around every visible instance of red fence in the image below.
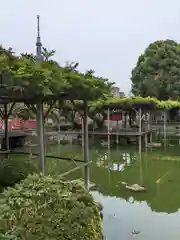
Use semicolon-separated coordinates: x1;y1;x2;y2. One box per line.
110;113;122;121
0;118;37;131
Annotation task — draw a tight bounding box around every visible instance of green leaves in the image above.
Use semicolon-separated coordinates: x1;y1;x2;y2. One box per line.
0;46;112;101
89;96;180;110
0;158;38;188
131;39;180;100
0;174;102;240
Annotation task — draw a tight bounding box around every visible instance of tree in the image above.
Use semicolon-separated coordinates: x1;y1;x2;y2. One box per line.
21;53;36;62
42;47;56;61
12;104;35;120
131;39;180;100
0;45;113;101
88;106;106;129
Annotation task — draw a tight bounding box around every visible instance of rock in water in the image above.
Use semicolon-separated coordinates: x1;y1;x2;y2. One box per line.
126;184;146;192
132;230;140;235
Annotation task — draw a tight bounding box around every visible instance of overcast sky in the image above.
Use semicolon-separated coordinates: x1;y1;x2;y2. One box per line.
0;0;180;94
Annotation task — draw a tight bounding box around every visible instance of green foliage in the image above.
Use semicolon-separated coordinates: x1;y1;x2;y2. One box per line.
0;158;38;189
88;106;106;129
89;96;180;110
12;105;35;120
0;232;17;240
0;174;102;240
131;39;180;100
0;46;113;101
42;47;56;61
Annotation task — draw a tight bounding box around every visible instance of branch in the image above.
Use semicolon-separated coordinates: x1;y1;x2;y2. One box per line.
44;100;56;120
25;104;37;114
0;109;4;118
7;102;16;118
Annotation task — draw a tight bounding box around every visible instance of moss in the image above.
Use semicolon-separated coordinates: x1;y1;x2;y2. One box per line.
0;174;102;240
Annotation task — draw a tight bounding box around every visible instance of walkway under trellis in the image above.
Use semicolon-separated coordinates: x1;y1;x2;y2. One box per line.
84;101;170;153
0;96;90;189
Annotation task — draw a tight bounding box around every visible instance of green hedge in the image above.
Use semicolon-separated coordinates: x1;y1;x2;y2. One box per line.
0;174;102;240
0;158;38;189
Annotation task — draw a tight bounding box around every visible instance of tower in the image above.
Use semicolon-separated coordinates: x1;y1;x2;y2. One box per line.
36;15;42;61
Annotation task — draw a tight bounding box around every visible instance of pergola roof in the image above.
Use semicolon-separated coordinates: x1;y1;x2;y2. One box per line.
0;92;92;104
89;97;180;110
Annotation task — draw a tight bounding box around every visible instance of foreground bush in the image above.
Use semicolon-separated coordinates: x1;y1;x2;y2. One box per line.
0;158;38;189
0;174;102;240
0;233;17;240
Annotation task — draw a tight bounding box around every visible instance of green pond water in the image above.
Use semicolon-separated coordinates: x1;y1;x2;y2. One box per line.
12;144;180;239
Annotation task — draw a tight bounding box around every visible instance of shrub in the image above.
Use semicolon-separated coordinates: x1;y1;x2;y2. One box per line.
0;158;38;189
0;232;17;240
0;174;102;240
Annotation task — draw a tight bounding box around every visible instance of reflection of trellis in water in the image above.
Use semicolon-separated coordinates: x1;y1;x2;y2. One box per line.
109;153;136;172
24;139;38;160
95;151;137;172
122;153;136;165
96;152;109;167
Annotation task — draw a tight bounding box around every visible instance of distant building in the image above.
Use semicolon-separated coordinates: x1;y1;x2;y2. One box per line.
111;87;120;97
111;87;125;98
119;92;125;98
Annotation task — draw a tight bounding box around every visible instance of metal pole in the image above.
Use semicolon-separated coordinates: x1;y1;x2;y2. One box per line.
139;108;142;153
107;108;110;149
83;100;89;188
37;100;45;173
4;103;9;152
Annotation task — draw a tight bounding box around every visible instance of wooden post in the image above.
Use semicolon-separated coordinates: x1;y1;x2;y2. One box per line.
57;124;61;144
145;112;150;148
82;118;84;147
139;152;143;185
58;102;61;144
37;100;45;173
145;132;148;148
139;108;142;153
107;108;110;149
116;120;119;145
83;100;89;189
4;103;9;152
149;112;153;146
164;111;167;149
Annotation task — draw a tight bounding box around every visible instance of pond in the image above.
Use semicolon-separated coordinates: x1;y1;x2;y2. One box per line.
9;144;180;239
41;144;180;239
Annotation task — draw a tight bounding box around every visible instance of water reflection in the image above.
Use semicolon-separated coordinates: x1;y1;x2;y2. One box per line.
95;150;136;172
40;144;180;239
90;148;180;215
44;144;180;215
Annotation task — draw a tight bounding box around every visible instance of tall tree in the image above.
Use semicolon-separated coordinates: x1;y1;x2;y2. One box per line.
131;40;180;100
21;53;36;62
42;47;56;61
